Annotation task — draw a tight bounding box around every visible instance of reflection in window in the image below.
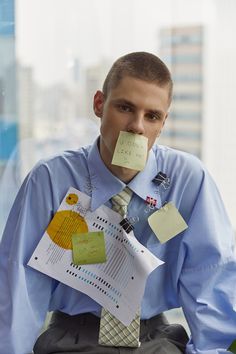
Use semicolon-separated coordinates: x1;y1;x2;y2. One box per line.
0;0;236;333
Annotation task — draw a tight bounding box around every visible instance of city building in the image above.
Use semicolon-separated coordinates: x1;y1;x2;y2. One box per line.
18;65;34;141
158;25;203;158
85;59;111;120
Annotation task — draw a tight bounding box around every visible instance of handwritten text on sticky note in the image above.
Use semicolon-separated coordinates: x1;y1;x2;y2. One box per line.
148;202;188;243
111;131;148;171
72;231;106;265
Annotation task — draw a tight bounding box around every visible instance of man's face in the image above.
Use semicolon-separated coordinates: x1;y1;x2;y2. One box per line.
93;76;170;169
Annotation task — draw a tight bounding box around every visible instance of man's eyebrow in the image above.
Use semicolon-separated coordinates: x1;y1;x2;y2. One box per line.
112;98;165;116
148;109;165;117
112;98;135;107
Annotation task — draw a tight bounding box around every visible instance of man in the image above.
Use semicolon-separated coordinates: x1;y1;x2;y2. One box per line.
0;52;236;354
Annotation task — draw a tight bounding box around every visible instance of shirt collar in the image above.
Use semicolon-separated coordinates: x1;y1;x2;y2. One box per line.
88;138;158;211
88;138;125;211
127;148;158;202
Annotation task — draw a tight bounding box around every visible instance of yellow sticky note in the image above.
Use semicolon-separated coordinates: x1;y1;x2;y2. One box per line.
148;202;188;243
72;231;106;265
111;131;148;171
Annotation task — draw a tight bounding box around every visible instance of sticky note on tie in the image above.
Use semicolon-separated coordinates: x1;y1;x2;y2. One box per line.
72;231;106;265
228;340;236;353
148;202;188;243
111;131;148;171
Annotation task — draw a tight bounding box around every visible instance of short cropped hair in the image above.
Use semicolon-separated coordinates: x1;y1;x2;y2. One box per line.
102;52;173;102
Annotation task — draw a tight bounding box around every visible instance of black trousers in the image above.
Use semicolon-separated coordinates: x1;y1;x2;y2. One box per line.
34;311;189;354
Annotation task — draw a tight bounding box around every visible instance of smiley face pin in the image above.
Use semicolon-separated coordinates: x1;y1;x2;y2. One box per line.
66;193;79;205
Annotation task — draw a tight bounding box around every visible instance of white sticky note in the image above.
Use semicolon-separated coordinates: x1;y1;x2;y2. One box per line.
148;202;188;243
111;131;148;171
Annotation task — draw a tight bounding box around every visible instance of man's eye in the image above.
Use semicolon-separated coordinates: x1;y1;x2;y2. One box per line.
147;113;160;121
117;104;132;112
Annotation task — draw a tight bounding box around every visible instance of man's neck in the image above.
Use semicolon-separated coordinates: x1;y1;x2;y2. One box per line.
106;163;139;183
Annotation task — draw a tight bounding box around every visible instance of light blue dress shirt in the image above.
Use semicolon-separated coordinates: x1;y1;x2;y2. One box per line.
0;139;236;354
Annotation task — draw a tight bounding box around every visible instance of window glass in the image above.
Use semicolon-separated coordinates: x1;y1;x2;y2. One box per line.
1;0;236;330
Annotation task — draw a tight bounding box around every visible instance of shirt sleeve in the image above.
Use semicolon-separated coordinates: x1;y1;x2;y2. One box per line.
0;163;58;354
178;169;236;354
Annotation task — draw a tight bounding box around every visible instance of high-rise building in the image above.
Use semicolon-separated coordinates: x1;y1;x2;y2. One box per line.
157;26;204;329
158;25;203;158
18;65;34;141
85;60;111;120
0;0;18;177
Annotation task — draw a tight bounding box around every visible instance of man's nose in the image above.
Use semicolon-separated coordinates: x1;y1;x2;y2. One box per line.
126;113;145;134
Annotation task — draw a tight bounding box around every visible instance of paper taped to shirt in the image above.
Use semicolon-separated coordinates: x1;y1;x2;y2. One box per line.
28;187;164;326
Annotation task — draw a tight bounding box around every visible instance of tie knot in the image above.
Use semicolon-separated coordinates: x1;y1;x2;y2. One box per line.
111;187;133;217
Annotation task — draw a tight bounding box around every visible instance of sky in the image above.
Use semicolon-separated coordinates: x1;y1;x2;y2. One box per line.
15;0;215;86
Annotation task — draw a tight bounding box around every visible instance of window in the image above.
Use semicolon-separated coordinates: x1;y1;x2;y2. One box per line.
1;0;236;332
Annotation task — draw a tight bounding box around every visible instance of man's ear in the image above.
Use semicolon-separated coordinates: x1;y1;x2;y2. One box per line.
93;90;105;118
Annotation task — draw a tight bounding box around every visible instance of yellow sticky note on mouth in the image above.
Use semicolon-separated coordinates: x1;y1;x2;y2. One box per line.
72;231;106;265
111;131;148;171
148;202;188;243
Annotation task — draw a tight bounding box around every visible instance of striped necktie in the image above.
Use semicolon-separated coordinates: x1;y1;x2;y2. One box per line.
98;187;141;347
